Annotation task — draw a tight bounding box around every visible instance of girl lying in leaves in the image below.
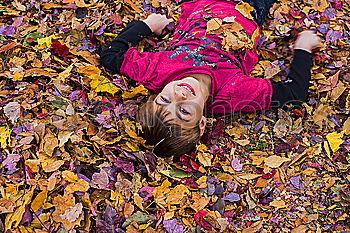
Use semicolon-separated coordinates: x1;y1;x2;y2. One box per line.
101;0;322;157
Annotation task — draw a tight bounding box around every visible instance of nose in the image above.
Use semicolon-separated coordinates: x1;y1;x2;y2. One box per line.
174;86;187;100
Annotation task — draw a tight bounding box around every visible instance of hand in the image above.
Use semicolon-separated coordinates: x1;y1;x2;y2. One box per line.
143;13;173;35
294;30;323;53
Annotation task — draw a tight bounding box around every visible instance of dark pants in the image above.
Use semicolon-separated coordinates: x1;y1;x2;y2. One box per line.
242;0;275;26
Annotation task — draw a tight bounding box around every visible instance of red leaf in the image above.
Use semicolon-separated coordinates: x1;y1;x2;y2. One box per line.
51;39;69;60
194;210;212;230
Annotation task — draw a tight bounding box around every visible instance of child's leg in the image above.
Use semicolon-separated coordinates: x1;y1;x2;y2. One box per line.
242;0;275;26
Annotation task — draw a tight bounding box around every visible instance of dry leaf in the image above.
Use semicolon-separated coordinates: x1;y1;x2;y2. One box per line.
4;102;21;124
326;131;344;152
235;2;254;20
264;155;291;168
269;199;287;209
206;18;222;32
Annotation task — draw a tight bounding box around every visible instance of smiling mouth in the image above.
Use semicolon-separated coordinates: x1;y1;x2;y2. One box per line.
178;83;196;96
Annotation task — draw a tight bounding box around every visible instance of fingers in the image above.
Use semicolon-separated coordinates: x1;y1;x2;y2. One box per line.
294;30;323;53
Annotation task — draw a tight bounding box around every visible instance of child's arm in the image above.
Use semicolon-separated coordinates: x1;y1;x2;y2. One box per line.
270;31;322;108
100;14;172;74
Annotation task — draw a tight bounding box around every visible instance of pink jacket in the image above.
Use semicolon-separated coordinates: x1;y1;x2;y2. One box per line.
120;0;272;113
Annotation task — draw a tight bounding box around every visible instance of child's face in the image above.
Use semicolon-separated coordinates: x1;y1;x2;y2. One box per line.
152;76;207;134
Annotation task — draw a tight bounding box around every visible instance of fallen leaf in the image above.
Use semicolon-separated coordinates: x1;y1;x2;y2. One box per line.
235;2;254;20
326;131;344;152
264;155;291;168
206;18;222;32
4;102;21;124
269;199;287;209
90;74;120;95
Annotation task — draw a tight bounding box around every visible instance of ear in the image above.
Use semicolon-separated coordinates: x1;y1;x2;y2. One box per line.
199;116;207;136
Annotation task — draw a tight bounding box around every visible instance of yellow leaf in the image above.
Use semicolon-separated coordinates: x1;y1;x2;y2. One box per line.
43;129;58;156
122;85;149;99
311;0;328;12
235;2;254;20
31;190;48;212
125;141;139;151
346;93;350;110
65;179;90;194
206;18;222;32
269;199;287;209
196;176;207;189
326;131;344;152
77;65;101;76
264;155;290;168
190;192;210;211
13;71;23;81
344;117;350;135
166;184;189;205
164;211;174;220
25;159;40;173
251;27;260;45
196;144;208;152
133;194;144;210
0;127;11;148
216;173;233;181
198;152;213;167
5;187;34;231
43;160;65;173
62;170;78;183
37;35;57;49
238;174;261;180
90;74;119;94
111;190;125;207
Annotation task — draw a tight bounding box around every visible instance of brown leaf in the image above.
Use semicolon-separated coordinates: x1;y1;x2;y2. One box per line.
206;18;222;32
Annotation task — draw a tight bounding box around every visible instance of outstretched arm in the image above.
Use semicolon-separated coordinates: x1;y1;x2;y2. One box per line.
271;31;322;108
100;14;173;74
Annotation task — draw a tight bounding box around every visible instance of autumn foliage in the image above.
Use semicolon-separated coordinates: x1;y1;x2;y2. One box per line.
0;0;349;232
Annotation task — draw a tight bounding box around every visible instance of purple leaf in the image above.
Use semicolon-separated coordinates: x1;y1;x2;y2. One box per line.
163;218;185;233
144;151;156;174
290;175;301;189
114;158;134;173
94;114;112;128
96;205;124;232
90;169;110;190
223;192;241;202
12;16;25;28
2;154;21;171
214;183;224;195
231;158;243;172
94;25;107;36
0;25;15;36
326;30;342;43
321;8;336;19
317;24;329;35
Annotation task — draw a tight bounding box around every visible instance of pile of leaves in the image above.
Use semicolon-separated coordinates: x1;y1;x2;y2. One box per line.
0;0;349;232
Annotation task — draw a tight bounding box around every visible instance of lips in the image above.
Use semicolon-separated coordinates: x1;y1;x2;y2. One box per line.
178;83;196;96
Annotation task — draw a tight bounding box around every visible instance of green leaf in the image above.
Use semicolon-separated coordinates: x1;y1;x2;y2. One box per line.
122;211;155;228
169;169;193;178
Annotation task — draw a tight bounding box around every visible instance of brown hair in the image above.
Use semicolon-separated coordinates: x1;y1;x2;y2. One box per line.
137;95;201;157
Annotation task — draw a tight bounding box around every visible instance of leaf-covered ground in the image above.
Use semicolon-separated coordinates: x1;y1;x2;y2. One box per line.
0;0;349;232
